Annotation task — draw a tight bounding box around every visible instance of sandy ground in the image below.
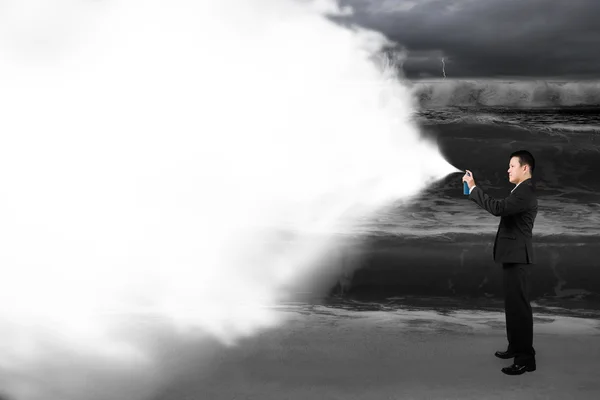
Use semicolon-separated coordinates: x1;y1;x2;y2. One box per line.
153;304;600;400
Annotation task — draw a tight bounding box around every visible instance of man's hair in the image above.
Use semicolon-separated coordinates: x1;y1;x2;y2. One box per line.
510;150;535;174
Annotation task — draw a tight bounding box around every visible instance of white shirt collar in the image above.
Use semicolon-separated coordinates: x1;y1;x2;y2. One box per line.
511;179;529;193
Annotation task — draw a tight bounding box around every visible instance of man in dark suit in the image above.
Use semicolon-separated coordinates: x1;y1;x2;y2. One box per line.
462;150;538;376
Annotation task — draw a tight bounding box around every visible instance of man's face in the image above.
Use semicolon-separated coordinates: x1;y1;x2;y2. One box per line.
507;156;527;184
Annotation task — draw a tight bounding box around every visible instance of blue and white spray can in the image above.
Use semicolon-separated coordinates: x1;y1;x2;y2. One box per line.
463;171;471;195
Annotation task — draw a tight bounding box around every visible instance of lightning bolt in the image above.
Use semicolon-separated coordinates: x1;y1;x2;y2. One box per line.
441;57;446;79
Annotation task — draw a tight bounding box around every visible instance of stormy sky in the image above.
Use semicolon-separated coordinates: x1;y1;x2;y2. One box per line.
337;0;600;80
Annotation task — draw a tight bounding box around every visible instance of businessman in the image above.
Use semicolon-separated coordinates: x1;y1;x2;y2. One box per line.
462;150;538;376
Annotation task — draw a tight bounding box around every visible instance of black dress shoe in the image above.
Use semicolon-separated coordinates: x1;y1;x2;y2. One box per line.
494;350;516;359
501;363;536;375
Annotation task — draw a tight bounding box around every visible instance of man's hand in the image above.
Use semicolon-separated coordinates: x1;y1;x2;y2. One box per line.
462;169;475;190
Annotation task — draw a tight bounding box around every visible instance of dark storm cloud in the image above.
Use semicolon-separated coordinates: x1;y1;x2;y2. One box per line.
337;0;600;79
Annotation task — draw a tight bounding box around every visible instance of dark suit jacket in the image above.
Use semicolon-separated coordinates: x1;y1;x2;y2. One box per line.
469;178;538;264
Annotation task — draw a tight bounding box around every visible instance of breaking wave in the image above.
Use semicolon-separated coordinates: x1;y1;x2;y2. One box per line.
411;80;600;108
541;123;600;134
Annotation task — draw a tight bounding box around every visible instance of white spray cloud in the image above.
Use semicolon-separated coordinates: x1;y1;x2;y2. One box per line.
0;1;458;399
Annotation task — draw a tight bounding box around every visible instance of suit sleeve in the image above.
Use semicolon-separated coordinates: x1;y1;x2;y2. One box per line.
469;186;529;217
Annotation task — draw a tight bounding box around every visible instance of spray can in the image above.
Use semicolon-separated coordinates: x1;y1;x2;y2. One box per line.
463;171;471;195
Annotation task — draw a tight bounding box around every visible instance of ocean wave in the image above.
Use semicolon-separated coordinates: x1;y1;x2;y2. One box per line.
413;107;600;134
541;123;600;134
410;79;600;108
415;111;527;127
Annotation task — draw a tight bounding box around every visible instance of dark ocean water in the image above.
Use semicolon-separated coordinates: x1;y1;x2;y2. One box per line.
313;80;600;315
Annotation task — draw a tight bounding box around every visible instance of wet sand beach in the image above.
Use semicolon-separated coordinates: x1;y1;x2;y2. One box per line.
154;304;600;400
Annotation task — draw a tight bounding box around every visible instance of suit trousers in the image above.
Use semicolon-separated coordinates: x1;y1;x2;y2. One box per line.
502;262;536;365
